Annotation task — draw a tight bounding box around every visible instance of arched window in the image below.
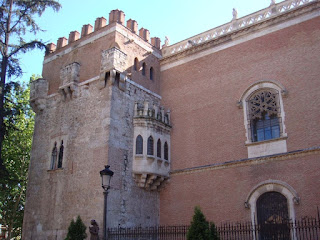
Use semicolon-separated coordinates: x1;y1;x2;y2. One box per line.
147;136;154;155
150;67;154;80
133;58;139;71
157;139;161;158
164;142;168;160
248;90;280;142
142;62;146;76
50;142;57;170
136;135;143;154
57;140;64;168
239;81;288;158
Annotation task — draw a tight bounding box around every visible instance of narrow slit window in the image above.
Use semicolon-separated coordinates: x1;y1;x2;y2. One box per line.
147;136;154;155
150;67;154;80
136;135;143;154
133;58;139;71
157;139;161;158
142;62;146;76
57;140;64;168
50;142;57;170
164;142;169;161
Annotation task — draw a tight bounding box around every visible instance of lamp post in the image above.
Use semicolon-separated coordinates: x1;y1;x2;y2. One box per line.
100;165;114;240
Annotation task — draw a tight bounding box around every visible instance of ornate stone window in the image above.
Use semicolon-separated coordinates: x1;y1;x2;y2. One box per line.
142;62;146;76
50;142;57;170
136;135;143;154
248;90;280;142
147;136;154;155
57;140;64;168
238;81;288;158
150;67;154;80
157;139;161;158
164;142;169;161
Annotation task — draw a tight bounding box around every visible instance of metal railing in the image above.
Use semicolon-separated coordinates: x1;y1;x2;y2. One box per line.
108;214;320;240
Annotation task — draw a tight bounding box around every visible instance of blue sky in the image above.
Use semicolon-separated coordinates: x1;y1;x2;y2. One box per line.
17;0;276;82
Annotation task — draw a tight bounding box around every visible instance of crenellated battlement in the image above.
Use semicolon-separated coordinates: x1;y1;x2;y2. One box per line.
46;9;161;55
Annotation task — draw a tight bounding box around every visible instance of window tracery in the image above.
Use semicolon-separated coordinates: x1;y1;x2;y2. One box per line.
248;90;280;142
248;90;279;120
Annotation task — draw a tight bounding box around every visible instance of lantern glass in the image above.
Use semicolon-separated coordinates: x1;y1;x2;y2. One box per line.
100;165;114;190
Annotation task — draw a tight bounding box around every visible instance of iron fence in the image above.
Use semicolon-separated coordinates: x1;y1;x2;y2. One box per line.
108;214;320;240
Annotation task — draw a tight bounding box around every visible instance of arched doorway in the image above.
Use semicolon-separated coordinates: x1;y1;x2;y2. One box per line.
256;191;290;240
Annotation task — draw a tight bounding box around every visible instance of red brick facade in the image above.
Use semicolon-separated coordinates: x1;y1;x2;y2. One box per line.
159;6;320;224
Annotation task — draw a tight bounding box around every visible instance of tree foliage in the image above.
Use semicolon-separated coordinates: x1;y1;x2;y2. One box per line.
0;0;61;172
187;206;220;240
65;216;87;240
0;81;35;239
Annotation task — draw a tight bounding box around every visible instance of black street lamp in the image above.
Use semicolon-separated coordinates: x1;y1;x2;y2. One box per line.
100;165;114;240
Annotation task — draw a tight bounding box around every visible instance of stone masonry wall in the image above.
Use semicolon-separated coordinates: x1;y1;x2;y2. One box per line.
23;72;162;240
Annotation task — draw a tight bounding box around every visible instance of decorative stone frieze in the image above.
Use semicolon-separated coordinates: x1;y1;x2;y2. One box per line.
133;101;171;191
162;0;317;58
30;78;48;112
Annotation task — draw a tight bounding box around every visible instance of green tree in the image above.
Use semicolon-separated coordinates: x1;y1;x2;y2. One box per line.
0;0;61;173
209;221;219;240
65;216;87;240
187;206;220;240
0;81;35;239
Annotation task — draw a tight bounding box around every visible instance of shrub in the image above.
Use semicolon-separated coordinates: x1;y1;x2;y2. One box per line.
65;216;87;240
187;206;220;240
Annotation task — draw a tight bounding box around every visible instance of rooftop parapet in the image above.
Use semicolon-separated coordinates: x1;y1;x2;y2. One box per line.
109;9;125;24
56;37;67;50
151;37;161;49
127;19;138;34
95;17;107;31
81;24;93;37
45;9;161;55
139;28;150;42
46;43;56;54
68;31;80;43
162;0;317;58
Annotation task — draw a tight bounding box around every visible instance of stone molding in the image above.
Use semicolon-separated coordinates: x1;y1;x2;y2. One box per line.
161;0;320;69
170;146;320;176
245;179;300;209
162;0;317;59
